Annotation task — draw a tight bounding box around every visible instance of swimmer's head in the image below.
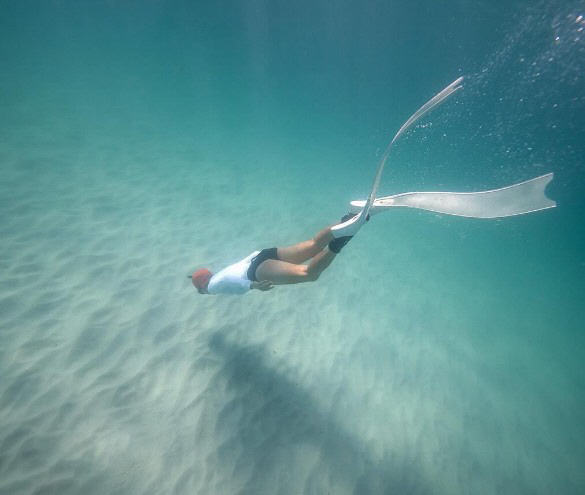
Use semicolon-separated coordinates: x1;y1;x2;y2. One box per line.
192;268;212;294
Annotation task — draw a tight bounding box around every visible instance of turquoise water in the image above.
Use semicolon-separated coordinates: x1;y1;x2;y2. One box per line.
1;1;584;494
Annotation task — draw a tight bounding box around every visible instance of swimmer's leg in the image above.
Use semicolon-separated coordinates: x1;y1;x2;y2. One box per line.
276;213;364;264
256;248;337;285
276;227;334;264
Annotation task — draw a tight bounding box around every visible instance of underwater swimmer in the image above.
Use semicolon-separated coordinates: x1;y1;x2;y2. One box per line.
190;78;460;297
190;211;368;295
190;76;556;295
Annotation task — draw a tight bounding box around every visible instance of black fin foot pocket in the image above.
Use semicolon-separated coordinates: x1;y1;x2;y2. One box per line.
328;236;352;253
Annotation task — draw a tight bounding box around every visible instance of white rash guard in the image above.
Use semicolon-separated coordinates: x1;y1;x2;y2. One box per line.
207;251;260;295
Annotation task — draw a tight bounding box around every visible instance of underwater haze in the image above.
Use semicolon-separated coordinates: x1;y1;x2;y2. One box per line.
1;1;584;494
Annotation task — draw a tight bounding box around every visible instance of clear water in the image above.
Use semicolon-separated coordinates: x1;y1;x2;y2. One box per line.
1;1;584;494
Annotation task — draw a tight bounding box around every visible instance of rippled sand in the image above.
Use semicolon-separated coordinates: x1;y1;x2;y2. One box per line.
0;122;583;495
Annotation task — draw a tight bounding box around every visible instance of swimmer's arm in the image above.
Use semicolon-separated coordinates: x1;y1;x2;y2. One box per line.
250;280;274;291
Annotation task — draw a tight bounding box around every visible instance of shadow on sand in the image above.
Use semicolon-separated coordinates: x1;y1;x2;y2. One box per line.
208;331;434;495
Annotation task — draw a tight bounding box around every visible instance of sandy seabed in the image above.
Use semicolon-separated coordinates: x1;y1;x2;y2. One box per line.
0;120;583;495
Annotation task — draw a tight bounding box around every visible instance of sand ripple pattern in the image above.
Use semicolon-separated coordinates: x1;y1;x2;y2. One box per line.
1;126;583;495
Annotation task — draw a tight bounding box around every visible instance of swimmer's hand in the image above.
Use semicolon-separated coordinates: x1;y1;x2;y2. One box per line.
251;280;274;291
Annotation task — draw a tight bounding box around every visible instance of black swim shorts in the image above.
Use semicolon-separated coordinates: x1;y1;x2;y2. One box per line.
246;247;279;282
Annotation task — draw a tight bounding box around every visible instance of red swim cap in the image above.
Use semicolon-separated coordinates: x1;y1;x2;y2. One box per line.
192;269;212;290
